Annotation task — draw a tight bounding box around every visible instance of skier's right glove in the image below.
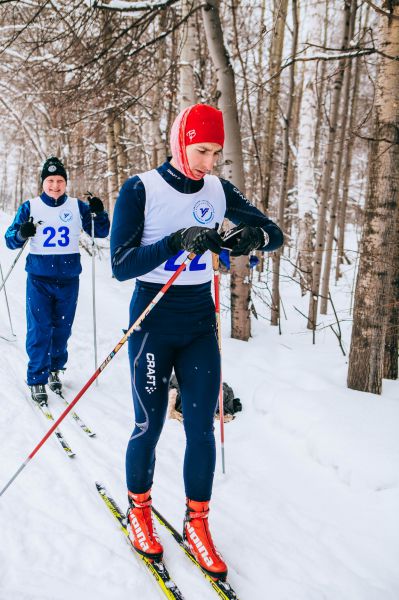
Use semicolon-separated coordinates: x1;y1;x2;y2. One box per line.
168;225;223;255
19;217;36;239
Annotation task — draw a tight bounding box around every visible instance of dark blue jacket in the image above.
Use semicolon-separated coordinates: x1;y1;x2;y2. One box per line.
5;192;110;279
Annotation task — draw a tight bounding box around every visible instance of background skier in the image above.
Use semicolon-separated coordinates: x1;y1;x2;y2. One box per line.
5;156;110;406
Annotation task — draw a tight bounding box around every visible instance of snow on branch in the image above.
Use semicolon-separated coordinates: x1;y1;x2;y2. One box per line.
264;48;378;88
87;0;178;12
60;1;205;74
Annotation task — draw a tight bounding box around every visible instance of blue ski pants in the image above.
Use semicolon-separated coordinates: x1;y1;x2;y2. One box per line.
26;274;79;385
126;328;220;501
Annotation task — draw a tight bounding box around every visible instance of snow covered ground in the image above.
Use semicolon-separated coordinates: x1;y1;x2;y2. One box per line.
0;210;398;600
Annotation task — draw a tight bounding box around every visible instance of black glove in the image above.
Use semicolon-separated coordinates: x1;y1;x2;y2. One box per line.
19;217;36;239
168;225;223;255
222;224;268;256
88;196;104;214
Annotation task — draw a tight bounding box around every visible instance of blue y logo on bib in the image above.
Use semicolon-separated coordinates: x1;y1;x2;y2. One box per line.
59;209;73;223
193;200;214;224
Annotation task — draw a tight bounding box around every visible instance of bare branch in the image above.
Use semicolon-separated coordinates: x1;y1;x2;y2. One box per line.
0;0;52;58
361;0;399;19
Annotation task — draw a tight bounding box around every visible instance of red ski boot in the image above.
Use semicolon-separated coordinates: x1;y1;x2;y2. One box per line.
127;490;163;560
183;499;228;580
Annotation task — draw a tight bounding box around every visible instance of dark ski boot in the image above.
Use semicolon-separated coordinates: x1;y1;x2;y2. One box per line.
30;384;48;407
49;371;62;394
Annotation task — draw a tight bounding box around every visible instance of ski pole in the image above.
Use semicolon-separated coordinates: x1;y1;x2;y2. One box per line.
0;252;195;498
0;259;16;338
212;253;226;474
91;211;98;385
0;239;28;295
0;219;43;296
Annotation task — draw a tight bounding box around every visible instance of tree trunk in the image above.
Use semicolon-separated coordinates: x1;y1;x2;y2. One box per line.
383;219;399;380
1;155;7;212
113;115;128;188
296;0;325;296
106;111;119;216
284;70;302;258
231;0;262;204
347;2;399;394
261;0;288;213
313;0;330;171
335;30;362;280
102;11;119;215
180;0;197;109
320;1;357;313
250;0;266;201
307;0;352;330
150;10;168;168
271;0;298;327
202;0;251;341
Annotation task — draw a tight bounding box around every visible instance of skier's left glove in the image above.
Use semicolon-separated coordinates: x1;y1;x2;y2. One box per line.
222;224;269;256
168;225;223;255
88;196;104;214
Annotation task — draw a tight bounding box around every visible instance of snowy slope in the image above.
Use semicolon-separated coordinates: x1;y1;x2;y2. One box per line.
0;210;398;600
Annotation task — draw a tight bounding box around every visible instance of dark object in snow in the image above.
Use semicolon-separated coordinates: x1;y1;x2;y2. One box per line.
168;374;242;423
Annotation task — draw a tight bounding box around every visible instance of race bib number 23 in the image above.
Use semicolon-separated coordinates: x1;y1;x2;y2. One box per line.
43;226;70;247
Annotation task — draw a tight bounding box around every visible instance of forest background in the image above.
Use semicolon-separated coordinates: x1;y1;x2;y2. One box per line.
0;0;398;396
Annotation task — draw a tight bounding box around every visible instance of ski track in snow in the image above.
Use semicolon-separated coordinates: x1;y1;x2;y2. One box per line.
0;211;398;600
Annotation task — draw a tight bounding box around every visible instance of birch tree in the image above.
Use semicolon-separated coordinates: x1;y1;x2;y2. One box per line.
320;1;358;314
347;1;399;394
307;0;354;330
384;218;399;380
102;11;119;215
261;0;288;212
150;9;170;167
271;0;298;327
179;0;197;108
313;1;330;171
295;0;326;296
335;34;362;280
202;0;251;340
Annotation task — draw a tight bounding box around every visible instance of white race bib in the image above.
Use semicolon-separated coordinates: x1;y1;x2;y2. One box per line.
137;170;226;285
29;196;82;255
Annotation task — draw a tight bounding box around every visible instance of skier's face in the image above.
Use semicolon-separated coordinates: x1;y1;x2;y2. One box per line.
185;142;222;179
43;176;67;200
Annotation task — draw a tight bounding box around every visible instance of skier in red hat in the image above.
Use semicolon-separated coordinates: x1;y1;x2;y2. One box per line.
111;104;283;580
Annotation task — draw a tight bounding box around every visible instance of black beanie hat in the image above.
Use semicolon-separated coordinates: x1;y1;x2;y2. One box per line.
41;157;67;183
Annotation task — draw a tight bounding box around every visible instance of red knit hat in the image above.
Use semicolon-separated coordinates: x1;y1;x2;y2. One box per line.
184;104;224;147
170;104;224;180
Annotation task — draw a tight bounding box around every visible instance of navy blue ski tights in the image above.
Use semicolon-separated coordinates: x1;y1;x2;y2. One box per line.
126;328;220;501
